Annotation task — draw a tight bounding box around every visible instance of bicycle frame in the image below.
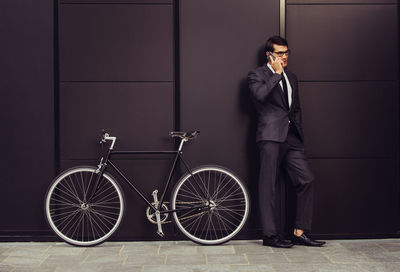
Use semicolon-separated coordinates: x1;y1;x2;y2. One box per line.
90;134;206;216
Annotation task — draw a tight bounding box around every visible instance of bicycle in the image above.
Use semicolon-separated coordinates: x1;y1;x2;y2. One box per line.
45;130;250;246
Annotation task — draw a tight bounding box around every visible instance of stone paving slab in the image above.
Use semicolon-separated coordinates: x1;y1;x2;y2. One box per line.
40;255;87;268
271;263;318;272
314;263;362;272
0;239;399;272
2;255;48;268
245;252;289;264
166;254;206;265
159;244;198;255
0;255;6;263
377;241;400;252
207;254;248;265
189;264;230;272
234;243;273;254
84;245;123;256
56;266;98;272
120;243;159;255
99;266;142;272
230;264;274;272
357;262;400;272
0;264;15;272
142;265;188;272
197;245;235;254
10;268;55;272
84;254;127;266
285;251;330;263
125;254;166;266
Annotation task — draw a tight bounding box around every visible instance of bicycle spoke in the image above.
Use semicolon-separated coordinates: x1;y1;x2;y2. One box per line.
218;187;243;203
46;167;124;246
67;175;82;203
178;187;203;201
50;194;80;208
210;175;232;201
56;182;82;204
214;209;233;236
172;167;249;245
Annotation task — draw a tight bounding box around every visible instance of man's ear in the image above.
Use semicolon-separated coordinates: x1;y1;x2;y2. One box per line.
266;52;271;63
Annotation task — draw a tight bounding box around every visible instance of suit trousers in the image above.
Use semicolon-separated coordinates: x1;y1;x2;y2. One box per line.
258;126;314;236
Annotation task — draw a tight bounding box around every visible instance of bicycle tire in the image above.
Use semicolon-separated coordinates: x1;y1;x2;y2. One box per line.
45;166;125;246
171;165;250;245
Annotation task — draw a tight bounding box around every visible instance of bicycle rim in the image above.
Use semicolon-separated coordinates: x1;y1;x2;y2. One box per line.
45;166;124;246
171;166;250;245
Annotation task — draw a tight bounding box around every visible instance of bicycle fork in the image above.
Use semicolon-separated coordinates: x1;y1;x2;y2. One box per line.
152;190;165;237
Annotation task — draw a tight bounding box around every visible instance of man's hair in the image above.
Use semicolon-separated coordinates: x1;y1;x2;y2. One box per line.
265;36;288;53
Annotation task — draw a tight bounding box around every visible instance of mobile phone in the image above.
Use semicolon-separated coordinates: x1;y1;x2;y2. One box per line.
267;51;276;61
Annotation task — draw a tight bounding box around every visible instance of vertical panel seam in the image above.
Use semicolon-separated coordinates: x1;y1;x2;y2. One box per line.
280;0;286;37
173;0;180;133
54;0;60;175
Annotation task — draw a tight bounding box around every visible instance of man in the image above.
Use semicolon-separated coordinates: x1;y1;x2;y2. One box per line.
247;36;325;248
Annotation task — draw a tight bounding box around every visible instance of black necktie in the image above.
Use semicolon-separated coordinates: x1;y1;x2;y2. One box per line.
281;74;289;108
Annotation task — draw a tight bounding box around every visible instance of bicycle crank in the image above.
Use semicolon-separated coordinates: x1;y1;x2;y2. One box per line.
145;203;169;224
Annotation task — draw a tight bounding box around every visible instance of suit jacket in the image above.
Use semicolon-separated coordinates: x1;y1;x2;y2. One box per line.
248;64;304;143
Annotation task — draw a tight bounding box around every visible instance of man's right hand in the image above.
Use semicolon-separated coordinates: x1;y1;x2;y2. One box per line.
270;57;284;74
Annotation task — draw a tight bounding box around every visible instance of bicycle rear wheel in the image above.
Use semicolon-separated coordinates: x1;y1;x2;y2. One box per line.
171;165;250;245
45;166;125;246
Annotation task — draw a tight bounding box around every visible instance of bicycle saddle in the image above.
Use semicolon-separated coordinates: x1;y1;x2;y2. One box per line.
170;131;200;140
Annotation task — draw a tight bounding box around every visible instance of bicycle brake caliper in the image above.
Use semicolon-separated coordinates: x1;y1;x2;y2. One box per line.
152;190;164;237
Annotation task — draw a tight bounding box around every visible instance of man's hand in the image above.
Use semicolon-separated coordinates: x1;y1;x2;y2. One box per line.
270;57;284;74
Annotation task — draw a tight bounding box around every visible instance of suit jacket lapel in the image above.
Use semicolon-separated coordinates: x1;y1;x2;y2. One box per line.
263;64;289;109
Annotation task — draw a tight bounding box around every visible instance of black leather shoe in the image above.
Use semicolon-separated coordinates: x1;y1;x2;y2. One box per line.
263;236;294;248
292;233;325;247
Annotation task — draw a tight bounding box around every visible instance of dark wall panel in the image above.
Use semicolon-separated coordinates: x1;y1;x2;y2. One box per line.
0;1;54;232
311;158;398;235
180;0;280;234
288;0;396;3
300;81;398;158
60;82;174;159
287;4;398;81
61;0;172;3
57;1;175;241
286;1;399;237
59;4;173;81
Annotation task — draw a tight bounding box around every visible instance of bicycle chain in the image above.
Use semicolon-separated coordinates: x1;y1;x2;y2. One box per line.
147;201;208;224
160;210;207;224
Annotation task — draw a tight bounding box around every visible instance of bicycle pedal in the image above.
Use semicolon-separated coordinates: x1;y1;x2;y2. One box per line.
156;231;165;237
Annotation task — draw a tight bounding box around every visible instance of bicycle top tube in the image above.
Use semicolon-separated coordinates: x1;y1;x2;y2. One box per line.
100;130;200;152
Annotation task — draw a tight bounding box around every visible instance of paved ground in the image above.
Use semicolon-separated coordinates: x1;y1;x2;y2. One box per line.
0;239;399;272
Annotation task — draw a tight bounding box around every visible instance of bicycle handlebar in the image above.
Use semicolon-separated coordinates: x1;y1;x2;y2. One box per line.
100;129;117;150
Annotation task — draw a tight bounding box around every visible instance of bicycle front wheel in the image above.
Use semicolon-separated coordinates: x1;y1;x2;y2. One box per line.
171;165;250;245
45;166;125;246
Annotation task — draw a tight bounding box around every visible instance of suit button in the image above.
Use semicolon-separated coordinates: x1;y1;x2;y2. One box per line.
288;120;291;123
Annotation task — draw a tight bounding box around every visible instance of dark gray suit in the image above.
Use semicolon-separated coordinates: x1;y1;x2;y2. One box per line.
248;64;314;236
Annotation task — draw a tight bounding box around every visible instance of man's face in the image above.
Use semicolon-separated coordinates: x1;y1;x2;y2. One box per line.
271;44;289;67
